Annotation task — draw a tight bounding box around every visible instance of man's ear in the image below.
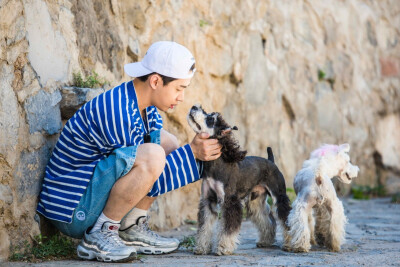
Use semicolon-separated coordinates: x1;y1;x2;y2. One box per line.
149;74;162;89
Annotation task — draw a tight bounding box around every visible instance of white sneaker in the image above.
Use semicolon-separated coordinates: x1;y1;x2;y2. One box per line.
77;222;137;262
119;216;180;254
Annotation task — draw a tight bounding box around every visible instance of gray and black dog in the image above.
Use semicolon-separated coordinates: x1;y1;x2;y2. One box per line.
187;104;291;255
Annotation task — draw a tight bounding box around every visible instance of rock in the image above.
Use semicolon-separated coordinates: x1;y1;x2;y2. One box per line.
13;145;52;203
24;90;62;135
24;0;70;85
375;114;400;169
0;184;13;204
60;86;105;120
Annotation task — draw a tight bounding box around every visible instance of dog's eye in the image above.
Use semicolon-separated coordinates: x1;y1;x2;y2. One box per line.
206;116;215;127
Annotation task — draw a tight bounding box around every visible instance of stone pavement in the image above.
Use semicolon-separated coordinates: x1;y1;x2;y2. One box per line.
5;198;400;267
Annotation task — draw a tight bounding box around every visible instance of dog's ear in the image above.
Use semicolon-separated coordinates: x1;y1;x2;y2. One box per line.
221;126;238;136
339;143;350;153
221;128;232;136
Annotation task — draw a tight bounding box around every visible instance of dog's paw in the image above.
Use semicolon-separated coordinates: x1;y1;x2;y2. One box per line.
194;247;211;255
281;245;292;252
290;247;310;253
216;248;233;256
310;237;317;245
256;241;273;248
327;244;341;252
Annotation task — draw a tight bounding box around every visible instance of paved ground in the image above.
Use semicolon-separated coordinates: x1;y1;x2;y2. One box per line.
4;198;400;267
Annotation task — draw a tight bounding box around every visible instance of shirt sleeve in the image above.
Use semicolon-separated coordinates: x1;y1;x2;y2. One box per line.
147;144;201;197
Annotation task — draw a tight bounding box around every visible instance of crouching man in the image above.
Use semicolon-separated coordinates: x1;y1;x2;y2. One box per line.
37;41;222;262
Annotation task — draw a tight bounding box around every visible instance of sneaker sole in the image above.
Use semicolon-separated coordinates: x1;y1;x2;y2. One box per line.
77;245;137;262
123;241;178;255
134;245;179;255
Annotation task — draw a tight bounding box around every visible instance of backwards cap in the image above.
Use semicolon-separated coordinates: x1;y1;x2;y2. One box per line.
124;41;196;79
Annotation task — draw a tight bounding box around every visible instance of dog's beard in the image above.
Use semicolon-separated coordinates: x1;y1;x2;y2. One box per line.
188;113;202;133
187;109;216;136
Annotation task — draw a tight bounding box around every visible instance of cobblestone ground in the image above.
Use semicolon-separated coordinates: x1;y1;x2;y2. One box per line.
5;198;400;267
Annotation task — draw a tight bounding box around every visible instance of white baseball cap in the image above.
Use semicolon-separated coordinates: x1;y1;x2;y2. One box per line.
124;41;196;79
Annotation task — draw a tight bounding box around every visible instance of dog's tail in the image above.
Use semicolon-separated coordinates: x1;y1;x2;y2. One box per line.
267;147;274;163
265;168;291;229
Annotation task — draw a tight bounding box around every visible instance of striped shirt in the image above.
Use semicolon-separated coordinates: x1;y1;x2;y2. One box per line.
37;81;201;223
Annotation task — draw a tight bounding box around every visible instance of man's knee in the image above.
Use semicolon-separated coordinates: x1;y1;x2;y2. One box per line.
135;144;166;180
160;130;179;155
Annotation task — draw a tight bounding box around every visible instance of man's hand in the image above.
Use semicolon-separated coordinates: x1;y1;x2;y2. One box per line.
190;133;222;161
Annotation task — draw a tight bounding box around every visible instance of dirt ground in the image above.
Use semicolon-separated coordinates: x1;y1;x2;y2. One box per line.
4;197;400;267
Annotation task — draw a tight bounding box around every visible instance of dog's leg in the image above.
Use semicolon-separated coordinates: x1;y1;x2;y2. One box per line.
216;195;242;255
205;178;225;213
308;210;317;245
326;199;347;252
195;180;219;255
247;189;276;247
314;204;330;247
285;193;316;253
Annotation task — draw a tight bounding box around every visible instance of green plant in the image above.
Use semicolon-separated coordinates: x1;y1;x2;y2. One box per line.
318;69;335;86
351;185;386;200
391;193;400;204
72;71;109;88
318;69;326;81
199;19;210;27
9;233;77;262
184;219;197;225
180;235;196;251
286;188;297;204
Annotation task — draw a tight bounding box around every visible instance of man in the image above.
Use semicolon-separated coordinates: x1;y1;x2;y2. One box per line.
36;41;222;262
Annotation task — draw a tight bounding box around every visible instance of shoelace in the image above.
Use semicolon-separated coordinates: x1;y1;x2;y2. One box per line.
138;217;161;238
103;230;126;247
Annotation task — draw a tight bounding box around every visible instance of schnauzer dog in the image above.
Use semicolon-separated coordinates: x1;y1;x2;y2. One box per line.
187;104;291;255
284;144;359;252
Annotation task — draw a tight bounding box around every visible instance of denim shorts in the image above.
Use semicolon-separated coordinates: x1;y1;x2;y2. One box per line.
51;130;161;238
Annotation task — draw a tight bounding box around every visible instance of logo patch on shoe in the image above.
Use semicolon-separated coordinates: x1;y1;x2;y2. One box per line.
75;211;86;221
108;225;119;231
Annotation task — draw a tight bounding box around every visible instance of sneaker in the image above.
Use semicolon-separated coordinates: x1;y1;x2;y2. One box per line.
119;216;180;254
77;222;137;262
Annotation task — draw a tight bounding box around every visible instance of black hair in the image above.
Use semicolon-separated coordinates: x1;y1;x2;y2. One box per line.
136;63;196;86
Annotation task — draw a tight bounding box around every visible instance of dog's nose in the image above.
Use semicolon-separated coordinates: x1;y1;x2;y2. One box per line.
192;105;198;110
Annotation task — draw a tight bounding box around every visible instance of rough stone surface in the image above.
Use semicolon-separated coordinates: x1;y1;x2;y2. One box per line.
13;145;53;203
24;90;62;135
23;0;70;85
0;0;399;261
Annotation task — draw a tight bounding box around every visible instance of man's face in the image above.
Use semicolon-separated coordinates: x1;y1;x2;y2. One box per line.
154;76;192;112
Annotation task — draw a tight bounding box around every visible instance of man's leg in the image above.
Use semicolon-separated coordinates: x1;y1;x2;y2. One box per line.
119;130;181;254
77;143;166;262
102;144;166;220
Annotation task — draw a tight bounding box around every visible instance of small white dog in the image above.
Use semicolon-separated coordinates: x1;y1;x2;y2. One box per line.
284;144;359;252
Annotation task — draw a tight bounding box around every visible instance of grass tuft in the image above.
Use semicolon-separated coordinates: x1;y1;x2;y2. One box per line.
180;235;196;251
9;233;77;262
72;71;109;88
351;185;386;200
391;193;400;204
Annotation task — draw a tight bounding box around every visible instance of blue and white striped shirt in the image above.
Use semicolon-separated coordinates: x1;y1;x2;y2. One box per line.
37;81;201;223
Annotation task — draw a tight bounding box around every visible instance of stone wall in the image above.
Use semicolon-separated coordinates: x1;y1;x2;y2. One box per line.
0;0;399;261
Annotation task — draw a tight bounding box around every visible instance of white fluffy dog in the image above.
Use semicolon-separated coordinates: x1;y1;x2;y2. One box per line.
284;144;359;252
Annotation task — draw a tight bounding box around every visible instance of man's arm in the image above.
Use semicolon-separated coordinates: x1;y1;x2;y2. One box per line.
147;132;222;197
